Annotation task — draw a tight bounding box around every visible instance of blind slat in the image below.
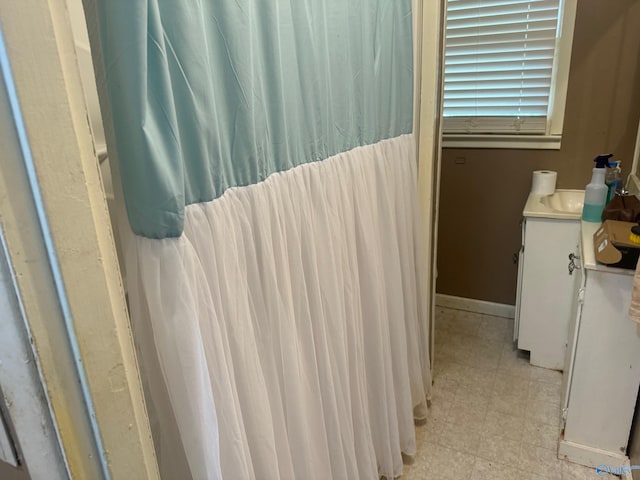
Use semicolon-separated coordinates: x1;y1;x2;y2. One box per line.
447;0;557;11
445;69;553;83
447;1;559;18
445;29;556;48
444;106;549;115
445;59;554;74
443;115;548;134
444;89;551;99
447;14;558;30
446;20;558;38
445;51;555;66
446;39;556;57
445;97;549;108
445;79;551;90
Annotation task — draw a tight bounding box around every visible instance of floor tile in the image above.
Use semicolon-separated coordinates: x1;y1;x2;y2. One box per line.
405;307;615;480
528;381;562;406
447;323;478;341
476;431;522;467
498;349;532;379
523;418;560;451
431;375;459;397
482;409;524;442
402;438;437;479
429;388;455;421
561;461;613;479
447;396;489;429
526;472;564;480
493;370;529;400
447;332;478;350
449;311;483;334
530;366;563;386
455;380;494;403
470;458;521;480
518;444;563;479
470;347;502;371
423;417;444;445
526;398;561;427
448;347;475;367
414;423;426;450
476;329;509;349
433;359;464;381
427;444;475;480
479;315;511;332
457;364;496;388
488;390;528;417
438;419;483;455
478;316;512;345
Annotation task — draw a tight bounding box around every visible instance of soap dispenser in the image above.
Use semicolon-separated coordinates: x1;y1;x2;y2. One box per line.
605;160;623;202
582;154;613;222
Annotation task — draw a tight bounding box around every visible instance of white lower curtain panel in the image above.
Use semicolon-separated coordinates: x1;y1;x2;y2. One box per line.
125;133;432;480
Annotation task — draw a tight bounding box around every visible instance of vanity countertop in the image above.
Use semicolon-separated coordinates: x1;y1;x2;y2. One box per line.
581;221;635;275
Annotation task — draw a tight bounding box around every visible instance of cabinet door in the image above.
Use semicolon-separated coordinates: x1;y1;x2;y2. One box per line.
517;218;581;369
513;218;526;342
563;269;640;453
561;243;584;426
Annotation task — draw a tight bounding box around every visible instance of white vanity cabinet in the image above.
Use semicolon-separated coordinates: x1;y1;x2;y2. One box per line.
559;222;640;468
515;214;581;369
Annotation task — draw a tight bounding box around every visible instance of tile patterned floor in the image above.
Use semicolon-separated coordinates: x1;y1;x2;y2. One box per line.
400;306;618;480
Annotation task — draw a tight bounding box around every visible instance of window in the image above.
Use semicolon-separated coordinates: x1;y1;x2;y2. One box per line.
442;0;577;149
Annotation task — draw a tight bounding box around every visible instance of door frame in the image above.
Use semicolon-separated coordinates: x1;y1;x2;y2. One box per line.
0;1;158;478
416;0;445;372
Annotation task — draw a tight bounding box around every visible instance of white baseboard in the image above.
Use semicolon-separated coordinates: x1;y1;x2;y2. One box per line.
435;294;515;319
559;439;631;477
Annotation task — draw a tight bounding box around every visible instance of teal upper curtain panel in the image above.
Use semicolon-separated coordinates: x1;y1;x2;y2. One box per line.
95;0;413;238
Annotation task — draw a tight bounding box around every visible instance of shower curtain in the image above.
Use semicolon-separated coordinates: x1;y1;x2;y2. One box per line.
92;0;431;478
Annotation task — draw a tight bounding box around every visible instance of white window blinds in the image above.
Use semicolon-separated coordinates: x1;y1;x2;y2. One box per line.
443;0;561;134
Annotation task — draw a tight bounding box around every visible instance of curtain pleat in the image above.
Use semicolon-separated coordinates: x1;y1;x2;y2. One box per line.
126;134;431;479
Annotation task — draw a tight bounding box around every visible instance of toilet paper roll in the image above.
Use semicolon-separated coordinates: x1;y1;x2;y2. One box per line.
531;170;557;195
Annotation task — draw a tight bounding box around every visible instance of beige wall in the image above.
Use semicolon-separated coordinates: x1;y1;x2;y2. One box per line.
436;0;640;305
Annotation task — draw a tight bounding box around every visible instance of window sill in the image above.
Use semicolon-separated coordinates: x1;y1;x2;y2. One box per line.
442;134;562;150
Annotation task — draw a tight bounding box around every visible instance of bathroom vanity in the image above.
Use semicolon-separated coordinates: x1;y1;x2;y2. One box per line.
558;222;640;468
515;190;584;369
517;190;640;467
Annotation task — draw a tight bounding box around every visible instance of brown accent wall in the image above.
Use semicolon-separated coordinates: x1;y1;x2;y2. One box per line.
436;0;640;305
0;462;29;480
